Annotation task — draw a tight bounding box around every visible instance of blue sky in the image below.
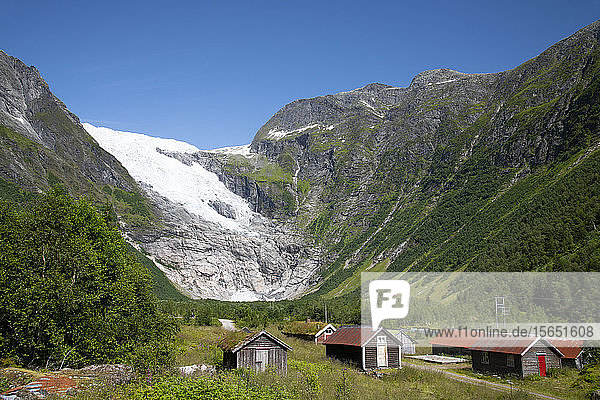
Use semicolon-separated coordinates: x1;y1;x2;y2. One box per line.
2;1;599;149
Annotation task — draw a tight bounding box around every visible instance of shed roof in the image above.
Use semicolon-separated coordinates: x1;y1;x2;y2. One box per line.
218;330;292;353
323;326;401;347
548;339;583;359
282;321;331;336
469;336;563;356
429;329;484;348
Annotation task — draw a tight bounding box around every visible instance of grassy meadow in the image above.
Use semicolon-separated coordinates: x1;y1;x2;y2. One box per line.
72;325;536;400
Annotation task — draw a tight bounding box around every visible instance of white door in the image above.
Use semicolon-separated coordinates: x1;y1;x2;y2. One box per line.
377;336;388;367
255;349;269;372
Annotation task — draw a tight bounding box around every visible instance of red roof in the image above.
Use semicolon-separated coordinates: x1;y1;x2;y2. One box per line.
548;339;583;359
323;326;370;346
469;336;540;355
429;329;485;348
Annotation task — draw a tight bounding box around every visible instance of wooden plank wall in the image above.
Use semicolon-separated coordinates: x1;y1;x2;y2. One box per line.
522;344;561;377
325;344;362;367
472;350;523;376
234;334;288;374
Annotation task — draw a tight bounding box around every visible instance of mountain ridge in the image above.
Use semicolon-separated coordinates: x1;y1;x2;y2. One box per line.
197;18;600;297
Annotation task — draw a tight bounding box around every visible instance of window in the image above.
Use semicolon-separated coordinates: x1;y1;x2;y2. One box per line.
481;352;489;364
377;336;387;344
506;354;515;368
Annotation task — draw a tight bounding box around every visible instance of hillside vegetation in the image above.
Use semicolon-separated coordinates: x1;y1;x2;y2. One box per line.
199;20;600;298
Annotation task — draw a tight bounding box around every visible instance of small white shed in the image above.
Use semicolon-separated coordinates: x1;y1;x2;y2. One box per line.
391;329;417;355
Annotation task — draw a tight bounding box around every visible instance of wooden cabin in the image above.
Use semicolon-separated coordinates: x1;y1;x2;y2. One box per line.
282;321;336;344
323;326;402;370
430;329;483;356
549;339;584;369
389;329;417;355
219;330;292;374
469;336;563;377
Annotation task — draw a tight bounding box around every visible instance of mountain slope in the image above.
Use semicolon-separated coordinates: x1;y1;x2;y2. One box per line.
198;19;600;297
0;51;185;300
0;48;318;302
0;50;156;229
2;20;599;302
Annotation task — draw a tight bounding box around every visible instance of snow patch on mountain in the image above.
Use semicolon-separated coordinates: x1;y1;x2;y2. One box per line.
207;144;253;156
84;123;257;233
266;123;320;139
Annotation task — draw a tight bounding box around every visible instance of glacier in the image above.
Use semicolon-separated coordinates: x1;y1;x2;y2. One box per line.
84;123;318;301
84;124;256;233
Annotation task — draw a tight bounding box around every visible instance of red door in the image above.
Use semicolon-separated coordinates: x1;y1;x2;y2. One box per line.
537;354;546;377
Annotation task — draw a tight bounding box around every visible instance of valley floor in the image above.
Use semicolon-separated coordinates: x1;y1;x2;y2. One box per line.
1;325;595;400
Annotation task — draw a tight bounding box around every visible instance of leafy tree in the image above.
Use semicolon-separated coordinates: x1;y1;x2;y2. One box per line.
0;187;177;369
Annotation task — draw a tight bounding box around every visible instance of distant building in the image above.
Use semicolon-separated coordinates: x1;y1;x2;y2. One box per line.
389;329;417;355
219;330;292;374
430;329;483;356
548;339;584;369
282;321;336;344
469;336;563;377
315;323;337;344
323;326;402;370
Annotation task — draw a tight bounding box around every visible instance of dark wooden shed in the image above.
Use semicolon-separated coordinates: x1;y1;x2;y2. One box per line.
549;339;584;369
470;336;563;377
323;326;402;370
219;330;292;374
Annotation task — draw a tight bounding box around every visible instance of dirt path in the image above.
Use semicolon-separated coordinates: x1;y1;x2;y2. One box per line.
403;361;564;400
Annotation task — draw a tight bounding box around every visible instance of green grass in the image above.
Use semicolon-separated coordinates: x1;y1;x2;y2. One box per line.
0;125;39;150
244;163;293;184
115;325;543;400
446;364;590;400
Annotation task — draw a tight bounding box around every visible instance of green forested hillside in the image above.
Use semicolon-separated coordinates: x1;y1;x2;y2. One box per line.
228;21;600;298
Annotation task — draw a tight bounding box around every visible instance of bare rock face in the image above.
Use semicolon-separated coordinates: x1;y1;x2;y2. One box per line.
83;124;321;301
129;186;319;301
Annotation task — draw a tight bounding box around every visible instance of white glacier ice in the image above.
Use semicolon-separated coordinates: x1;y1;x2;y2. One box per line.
83;123;256;233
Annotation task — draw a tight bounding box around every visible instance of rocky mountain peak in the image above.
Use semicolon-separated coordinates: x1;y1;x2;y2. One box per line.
0;49;137;195
355;82;394;93
408;68;470;88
